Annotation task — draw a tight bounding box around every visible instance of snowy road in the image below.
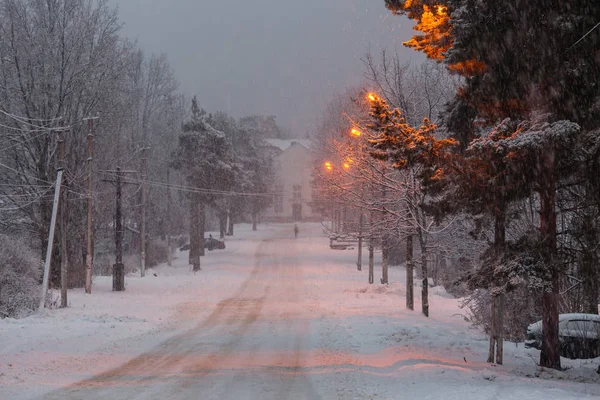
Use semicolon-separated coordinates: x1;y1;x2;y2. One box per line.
43;237;325;399
4;224;599;400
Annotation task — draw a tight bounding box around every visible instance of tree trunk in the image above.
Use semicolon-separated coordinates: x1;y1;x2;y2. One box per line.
357;214;363;271
368;243;374;284
581;171;600;314
227;209;234;236
487;292;505;364
430;254;439;287
406;235;414;311
494;207;506;247
219;211;227;239
496;293;504;365
541;276;560;369
381;241;389;284
252;208;258;231
581;252;599;314
487;293;497;363
419;231;429;317
189;196;200;271
488;208;506;364
199;202;205;257
539;149;561;370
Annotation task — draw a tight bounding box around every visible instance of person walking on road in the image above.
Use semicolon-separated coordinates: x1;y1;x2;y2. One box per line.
294;224;299;238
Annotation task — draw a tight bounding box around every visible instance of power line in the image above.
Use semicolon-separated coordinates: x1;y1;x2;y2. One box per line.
566;20;600;51
0;184;55;212
0;183;52;188
0;160;56;185
101;171;275;198
0;109;62;123
0;131;51;153
0;191;54;199
0;122;49;133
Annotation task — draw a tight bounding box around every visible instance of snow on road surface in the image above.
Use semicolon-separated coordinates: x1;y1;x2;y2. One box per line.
1;223;599;399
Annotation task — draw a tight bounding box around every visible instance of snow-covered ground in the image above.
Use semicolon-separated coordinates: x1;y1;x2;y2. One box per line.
1;223;599;399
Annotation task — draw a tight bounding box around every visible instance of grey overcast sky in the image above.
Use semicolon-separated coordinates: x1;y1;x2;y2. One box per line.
111;0;422;137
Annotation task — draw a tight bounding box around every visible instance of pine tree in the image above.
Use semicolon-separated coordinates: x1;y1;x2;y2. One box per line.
172;97;237;271
210;112;275;234
367;93;457;317
382;0;600;370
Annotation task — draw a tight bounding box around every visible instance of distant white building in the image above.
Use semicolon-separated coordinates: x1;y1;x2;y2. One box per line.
261;139;319;222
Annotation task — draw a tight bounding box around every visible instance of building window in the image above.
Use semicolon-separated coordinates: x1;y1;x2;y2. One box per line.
274;184;284;213
293;185;302;202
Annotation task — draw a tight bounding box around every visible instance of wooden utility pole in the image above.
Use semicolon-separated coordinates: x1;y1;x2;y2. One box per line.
102;168;138;291
114;167;124;291
59;130;68;308
140;147;148;277
166;169;172;267
84;117;97;294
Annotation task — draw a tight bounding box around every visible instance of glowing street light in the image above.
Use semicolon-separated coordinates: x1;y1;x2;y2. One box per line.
343;163;351;170
324;161;333;171
351;128;362;137
367;93;377;102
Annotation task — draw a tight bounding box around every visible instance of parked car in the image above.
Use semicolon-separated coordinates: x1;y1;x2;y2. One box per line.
204;237;226;251
525;313;600;359
179;237;226;252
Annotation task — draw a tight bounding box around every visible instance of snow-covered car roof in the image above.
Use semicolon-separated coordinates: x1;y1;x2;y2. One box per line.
527;313;600;333
557;313;600;322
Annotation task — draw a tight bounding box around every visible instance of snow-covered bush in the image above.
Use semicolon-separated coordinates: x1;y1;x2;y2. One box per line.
462;287;542;342
147;240;168;268
0;235;43;318
94;253;113;276
461;234;550;341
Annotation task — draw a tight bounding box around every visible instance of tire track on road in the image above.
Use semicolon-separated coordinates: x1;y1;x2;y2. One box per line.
43;240;273;399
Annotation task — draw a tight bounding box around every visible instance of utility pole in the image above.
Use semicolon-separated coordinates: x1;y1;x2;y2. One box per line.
59;130;68;308
140;146;148;277
114;167;124;291
39;167;64;311
83;117;97;294
102;168;137;291
166;168;172;267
